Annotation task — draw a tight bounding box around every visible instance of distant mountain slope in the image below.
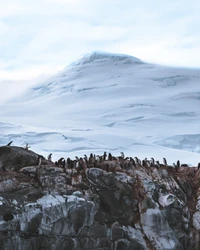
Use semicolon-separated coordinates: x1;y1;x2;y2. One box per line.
0;51;200;164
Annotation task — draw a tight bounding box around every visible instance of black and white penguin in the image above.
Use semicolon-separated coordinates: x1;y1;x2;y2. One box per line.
6;141;13;146
155;161;160;168
24;143;30;150
103;152;107;161
163;158;167;166
96;155;100;164
151;158;155;164
120;152;125;159
108;153;112;161
58;157;64;166
142;160;148;168
130;157;136;167
62;159;66;168
89;153;93;164
47;153;52;161
37;155;42;168
173;163;178;172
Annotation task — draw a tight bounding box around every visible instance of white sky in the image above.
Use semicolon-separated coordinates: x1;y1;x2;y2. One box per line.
0;0;200;80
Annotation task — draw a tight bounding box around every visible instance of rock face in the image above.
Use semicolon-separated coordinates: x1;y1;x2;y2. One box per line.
0;146;200;250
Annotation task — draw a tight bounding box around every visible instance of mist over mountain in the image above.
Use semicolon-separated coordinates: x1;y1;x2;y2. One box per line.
1;51;200;164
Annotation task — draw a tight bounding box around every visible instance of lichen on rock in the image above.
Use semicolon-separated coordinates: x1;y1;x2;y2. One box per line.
0;145;200;249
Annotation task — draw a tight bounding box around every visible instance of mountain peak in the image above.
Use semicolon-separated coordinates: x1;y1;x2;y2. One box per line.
70;51;143;66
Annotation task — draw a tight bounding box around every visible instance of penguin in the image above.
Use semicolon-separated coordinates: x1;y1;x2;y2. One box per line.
173;163;178;172
130;157;136;167
142;160;148;168
150;162;154;168
62;159;66;168
79;157;84;171
84;154;88;161
84;155;88;163
198;163;200;170
181;164;188;167
6;141;13;146
37;156;42;168
177;160;180;168
163;158;167;166
155;161;160;168
24;143;30;150
80;157;87;170
66;157;71;168
58;157;64;166
103;152;107;161
75;160;79;171
82;158;88;169
151;158;155;164
96;155;100;164
89;153;93;164
134;157;139;166
47;153;52;161
108;153;112;161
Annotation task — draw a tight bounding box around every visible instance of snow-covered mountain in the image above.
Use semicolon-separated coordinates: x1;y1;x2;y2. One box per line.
1;51;200;165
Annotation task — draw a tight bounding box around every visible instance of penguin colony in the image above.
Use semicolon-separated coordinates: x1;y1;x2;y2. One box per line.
3;142;200;173
48;152;199;173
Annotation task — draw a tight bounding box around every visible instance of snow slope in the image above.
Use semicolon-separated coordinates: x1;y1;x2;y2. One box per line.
1;51;200;165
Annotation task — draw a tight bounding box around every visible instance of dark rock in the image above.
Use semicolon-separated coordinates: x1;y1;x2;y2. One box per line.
0;146;200;249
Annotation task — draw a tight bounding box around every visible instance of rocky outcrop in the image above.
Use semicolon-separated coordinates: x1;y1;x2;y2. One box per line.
0;146;200;250
0;146;49;171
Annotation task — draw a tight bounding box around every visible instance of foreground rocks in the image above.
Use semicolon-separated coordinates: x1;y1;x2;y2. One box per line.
0;146;200;250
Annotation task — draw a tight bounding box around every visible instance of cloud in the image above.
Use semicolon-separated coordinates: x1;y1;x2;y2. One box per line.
0;0;200;81
0;3;28;18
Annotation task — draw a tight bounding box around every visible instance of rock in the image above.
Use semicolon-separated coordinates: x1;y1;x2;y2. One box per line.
0;146;200;249
0;146;50;171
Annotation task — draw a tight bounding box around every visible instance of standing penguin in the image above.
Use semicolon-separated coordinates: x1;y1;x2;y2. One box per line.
62;159;66;168
47;153;52;161
24;143;30;150
151;158;155;164
108;153;113;161
163;158;167;166
37;155;42;168
103;152;107;161
173;162;179;172
120;152;125;159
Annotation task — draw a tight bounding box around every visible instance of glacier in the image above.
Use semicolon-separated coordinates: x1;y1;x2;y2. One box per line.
0;51;200;165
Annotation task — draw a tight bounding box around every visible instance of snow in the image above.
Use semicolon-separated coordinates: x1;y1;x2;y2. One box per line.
37;194;65;208
158;194;175;207
193;212;200;230
114;172;135;184
0;51;200;165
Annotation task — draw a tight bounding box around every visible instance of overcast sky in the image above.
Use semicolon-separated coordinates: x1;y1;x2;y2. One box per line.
1;0;200;80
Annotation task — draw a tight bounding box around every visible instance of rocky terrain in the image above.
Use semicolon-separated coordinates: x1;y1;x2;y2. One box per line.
0;145;200;250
